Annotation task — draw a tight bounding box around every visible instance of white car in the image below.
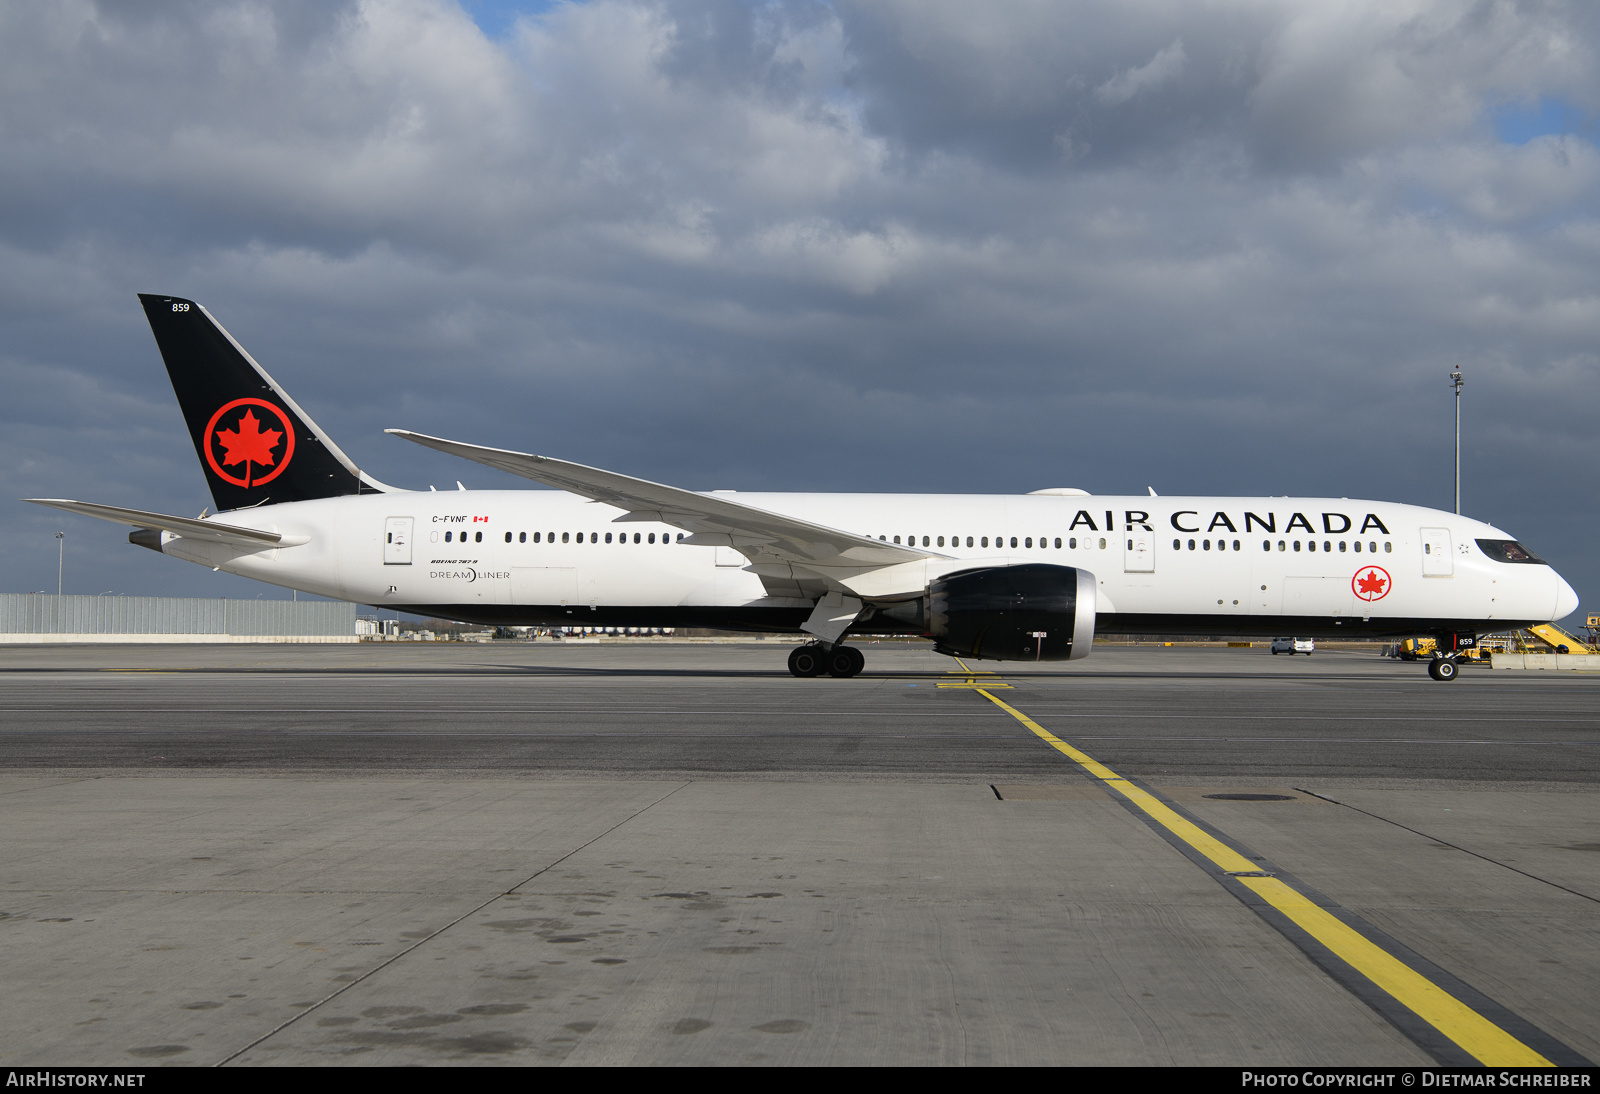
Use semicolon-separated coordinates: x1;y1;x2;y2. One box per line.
1271;638;1315;656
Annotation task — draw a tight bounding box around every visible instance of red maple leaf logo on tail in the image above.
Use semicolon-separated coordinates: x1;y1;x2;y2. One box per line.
215;409;283;489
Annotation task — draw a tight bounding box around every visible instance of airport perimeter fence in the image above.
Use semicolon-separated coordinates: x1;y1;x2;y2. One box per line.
0;594;357;636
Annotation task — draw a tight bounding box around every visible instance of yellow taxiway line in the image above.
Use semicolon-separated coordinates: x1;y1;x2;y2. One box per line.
957;660;1555;1068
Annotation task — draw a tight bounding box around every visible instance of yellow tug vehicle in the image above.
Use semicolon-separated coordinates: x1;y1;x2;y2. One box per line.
1393;624;1597;662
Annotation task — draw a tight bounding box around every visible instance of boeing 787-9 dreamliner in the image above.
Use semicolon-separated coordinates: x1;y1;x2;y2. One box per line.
27;295;1580;682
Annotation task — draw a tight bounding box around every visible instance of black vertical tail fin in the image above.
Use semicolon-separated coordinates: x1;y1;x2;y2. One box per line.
138;294;391;512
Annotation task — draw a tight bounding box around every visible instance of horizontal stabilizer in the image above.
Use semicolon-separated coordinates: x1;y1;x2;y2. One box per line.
385;430;932;571
24;499;289;548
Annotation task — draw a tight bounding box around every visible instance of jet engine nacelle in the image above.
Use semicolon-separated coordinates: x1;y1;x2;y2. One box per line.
927;563;1096;662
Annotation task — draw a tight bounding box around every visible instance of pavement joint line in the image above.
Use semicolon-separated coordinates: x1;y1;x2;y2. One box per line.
1293;787;1600;907
213;780;691;1067
0;708;1014;716
958;660;1583;1068
12;889;468;895
0;775;101;796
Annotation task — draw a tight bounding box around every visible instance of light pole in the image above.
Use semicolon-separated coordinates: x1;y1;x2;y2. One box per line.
1450;368;1464;515
55;532;64;598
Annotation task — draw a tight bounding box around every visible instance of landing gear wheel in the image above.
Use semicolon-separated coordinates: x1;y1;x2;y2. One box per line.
1428;657;1459;682
826;646;864;678
788;644;827;678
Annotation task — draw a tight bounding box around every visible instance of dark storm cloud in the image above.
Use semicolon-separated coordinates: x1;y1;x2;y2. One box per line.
1;0;1597;613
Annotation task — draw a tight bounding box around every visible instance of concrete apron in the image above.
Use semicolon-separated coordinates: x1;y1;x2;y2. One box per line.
1;776;1595;1066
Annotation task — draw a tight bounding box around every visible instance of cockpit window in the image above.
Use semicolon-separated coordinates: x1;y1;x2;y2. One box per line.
1475;539;1545;565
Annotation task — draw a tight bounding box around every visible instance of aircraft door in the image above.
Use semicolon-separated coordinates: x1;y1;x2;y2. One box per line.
384;517;413;565
1124;529;1155;573
1420;528;1454;576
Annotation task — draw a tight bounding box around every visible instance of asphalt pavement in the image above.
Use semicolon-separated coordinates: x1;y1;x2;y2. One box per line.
0;642;1595;1066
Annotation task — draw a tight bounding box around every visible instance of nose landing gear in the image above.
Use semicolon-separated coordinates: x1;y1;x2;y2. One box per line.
788;643;864;678
1427;656;1459;682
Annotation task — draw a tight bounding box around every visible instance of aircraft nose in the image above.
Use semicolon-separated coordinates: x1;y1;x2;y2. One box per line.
1553;572;1580;621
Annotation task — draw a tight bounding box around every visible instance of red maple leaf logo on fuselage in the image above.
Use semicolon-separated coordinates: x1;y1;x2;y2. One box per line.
215;409;283;489
1355;568;1389;600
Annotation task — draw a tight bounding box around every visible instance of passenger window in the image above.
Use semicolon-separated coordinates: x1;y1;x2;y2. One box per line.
605;533;613;543
445;531;453;542
1262;540;1270;551
922;536;930;547
1188;539;1195;551
520;532;527;543
937;536;945;547
1010;537;1018;548
981;537;989;548
1054;537;1061;548
562;532;570;543
1339;540;1346;552
505;532;512;543
1323;541;1331;552
1384;542;1391;553
648;533;656;544
533;532;541;543
1308;541;1316;552
1203;539;1211;551
1277;540;1286;551
1293;540;1301;551
893;535;901;544
1353;541;1361;552
1025;537;1033;548
591;533;598;543
1173;539;1180;550
677;534;685;542
1098;538;1106;549
1232;540;1240;551
966;537;974;547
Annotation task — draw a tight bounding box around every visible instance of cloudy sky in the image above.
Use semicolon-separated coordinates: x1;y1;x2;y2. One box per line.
3;0;1597;620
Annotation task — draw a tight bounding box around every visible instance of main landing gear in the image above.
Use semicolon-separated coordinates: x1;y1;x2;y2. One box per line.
788;642;864;678
1427;656;1460;682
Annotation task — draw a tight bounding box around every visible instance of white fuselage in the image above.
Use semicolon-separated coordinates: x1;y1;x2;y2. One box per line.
153;490;1577;636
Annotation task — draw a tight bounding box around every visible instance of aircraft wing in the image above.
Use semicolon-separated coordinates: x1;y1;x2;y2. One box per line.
385;430;935;571
24;499;287;548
